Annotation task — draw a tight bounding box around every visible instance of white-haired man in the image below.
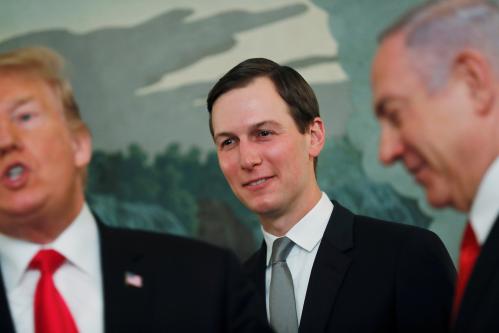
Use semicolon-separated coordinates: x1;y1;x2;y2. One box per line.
372;1;499;332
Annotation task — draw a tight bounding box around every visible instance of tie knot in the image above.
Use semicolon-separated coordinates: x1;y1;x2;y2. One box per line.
270;237;295;264
29;249;66;275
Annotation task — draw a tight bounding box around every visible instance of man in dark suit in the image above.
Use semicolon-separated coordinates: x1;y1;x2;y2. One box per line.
371;1;499;332
0;46;269;333
206;57;455;332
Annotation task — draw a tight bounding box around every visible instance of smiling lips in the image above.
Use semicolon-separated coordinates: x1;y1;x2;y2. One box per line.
407;162;428;184
243;176;275;188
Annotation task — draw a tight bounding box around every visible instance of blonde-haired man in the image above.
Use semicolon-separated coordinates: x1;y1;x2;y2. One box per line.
0;47;269;333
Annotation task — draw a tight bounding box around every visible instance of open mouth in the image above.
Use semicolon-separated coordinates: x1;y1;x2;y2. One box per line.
2;163;28;189
6;164;25;181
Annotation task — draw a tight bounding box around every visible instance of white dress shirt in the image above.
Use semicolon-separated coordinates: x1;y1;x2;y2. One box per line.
262;192;333;323
470;157;499;245
0;203;103;333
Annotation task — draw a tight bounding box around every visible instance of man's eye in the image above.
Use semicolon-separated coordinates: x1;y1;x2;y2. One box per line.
386;110;402;127
19;113;33;122
221;138;234;147
258;130;272;137
16;112;35;123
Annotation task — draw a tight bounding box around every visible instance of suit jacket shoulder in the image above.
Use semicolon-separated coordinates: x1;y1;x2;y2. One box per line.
0;218;270;333
0;265;14;333
97;219;270;333
245;200;455;333
454;215;499;333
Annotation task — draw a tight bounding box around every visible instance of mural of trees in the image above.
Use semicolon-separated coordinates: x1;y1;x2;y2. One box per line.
87;136;430;259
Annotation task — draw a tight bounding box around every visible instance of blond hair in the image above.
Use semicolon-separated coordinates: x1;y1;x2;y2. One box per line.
0;46;91;181
0;46;86;129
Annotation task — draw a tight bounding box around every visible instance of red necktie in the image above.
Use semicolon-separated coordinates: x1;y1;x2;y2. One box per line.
29;249;78;333
452;222;480;318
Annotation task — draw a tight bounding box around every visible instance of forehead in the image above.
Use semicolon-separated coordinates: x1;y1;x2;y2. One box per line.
211;76;294;133
0;70;58;106
372;33;424;101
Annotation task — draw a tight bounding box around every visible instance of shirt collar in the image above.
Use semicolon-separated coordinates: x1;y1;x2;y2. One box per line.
0;203;100;292
262;192;333;266
470;157;499;244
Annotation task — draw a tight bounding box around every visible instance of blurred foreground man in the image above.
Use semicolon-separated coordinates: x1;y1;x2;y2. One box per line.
372;1;499;332
207;57;455;333
0;47;269;333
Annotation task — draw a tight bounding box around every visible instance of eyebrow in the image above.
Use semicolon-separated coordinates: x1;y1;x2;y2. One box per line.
5;97;34;112
374;96;408;119
250;120;282;131
213;120;282;142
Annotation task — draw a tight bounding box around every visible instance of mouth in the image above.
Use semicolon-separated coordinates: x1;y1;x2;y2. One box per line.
7;164;24;180
243;176;274;188
2;163;29;189
407;163;427;183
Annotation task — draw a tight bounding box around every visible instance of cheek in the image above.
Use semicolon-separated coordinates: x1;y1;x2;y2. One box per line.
36;131;75;168
217;153;237;179
265;140;305;172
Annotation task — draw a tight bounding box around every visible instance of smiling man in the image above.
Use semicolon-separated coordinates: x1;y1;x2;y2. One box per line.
371;1;499;332
207;58;455;333
0;47;270;333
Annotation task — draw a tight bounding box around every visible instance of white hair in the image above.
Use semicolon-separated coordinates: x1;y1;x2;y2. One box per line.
381;0;499;92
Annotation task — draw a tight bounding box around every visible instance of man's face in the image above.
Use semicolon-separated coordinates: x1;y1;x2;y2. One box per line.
211;77;323;222
371;33;475;211
0;70;91;236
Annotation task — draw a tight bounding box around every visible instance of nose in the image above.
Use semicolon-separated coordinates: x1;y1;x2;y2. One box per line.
378;126;404;165
0;121;18;157
239;141;262;170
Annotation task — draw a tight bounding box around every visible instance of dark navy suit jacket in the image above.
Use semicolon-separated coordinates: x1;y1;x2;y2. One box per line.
0;219;270;333
454;216;499;333
245;201;456;333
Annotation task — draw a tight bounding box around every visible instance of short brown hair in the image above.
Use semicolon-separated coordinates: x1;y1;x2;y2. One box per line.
207;58;321;171
206;58;320;137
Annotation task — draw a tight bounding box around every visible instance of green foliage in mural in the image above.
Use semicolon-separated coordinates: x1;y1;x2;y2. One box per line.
86;142;259;255
87;136;430;258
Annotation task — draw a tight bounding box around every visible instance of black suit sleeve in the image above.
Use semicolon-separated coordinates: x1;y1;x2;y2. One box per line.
395;229;456;333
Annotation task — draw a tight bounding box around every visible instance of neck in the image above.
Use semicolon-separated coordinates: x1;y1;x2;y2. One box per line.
0;197;84;244
460;125;499;212
260;186;322;236
461;154;499;212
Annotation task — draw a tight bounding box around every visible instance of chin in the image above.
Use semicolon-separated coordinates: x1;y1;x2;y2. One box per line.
0;200;43;218
247;199;280;216
426;189;453;210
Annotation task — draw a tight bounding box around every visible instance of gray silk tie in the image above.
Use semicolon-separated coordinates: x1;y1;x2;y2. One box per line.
269;237;298;333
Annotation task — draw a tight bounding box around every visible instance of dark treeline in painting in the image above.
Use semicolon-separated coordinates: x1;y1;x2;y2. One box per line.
87;137;430;259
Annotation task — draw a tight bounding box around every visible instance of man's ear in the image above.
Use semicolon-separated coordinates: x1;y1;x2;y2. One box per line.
71;124;92;168
308;117;326;158
453;50;495;116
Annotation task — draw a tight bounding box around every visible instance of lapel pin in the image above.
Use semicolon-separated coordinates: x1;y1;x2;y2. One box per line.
124;271;143;288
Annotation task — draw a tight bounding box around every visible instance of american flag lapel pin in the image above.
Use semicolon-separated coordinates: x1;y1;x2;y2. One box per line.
124;271;143;288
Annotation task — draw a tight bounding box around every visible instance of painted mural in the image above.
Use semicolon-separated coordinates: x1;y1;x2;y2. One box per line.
0;0;467;261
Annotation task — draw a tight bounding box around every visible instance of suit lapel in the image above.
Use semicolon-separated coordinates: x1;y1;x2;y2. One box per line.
455;215;499;330
245;242;267;321
0;266;15;333
299;201;353;333
97;220;152;332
